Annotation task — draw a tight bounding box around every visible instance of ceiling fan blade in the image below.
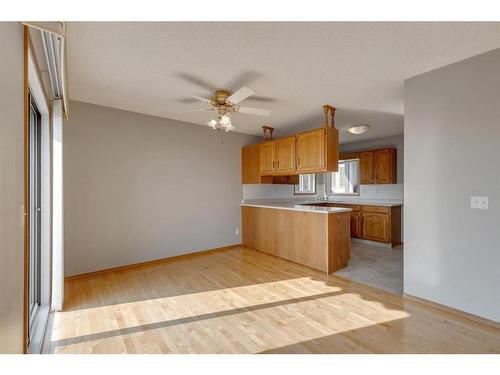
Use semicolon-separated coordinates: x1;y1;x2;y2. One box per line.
175;72;218;91
187;94;212;104
179;107;213;114
227;87;254;104
238;106;271;116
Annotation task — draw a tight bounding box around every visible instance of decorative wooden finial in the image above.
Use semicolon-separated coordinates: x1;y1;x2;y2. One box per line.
262;125;275;142
322;105;337;129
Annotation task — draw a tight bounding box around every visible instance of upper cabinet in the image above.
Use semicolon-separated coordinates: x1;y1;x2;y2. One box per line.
260;141;276;175
275;136;296;174
373;148;396;184
359;151;374;184
242;144;272;184
296;106;339;173
341;147;397;185
296;129;325;172
242;105;339;184
260;136;297;175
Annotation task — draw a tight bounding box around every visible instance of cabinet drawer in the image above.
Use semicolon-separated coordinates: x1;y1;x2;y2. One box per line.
361;205;389;214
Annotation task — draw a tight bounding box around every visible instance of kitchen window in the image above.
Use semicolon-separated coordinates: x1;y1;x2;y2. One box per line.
294;174;316;195
329;159;360;195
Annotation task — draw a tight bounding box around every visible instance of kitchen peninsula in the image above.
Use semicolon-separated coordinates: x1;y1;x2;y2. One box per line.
241;202;351;273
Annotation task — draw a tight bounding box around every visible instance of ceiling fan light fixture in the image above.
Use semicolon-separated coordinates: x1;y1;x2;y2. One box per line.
185;86;271;133
207;119;217;129
220;115;231;126
347;124;371;135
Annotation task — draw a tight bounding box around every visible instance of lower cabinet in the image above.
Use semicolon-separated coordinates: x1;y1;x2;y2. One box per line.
361;211;390;242
332;204;401;247
242;206;351;273
346;206;361;238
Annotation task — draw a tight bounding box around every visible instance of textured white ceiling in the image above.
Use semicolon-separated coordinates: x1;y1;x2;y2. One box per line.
66;22;500;143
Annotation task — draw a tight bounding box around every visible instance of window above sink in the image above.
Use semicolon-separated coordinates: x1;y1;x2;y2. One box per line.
328;158;360;196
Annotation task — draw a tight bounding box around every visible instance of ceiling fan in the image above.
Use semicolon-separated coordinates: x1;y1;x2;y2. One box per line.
183;87;271;132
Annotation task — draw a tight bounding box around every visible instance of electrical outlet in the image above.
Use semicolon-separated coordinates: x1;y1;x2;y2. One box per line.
219;231;223;239
235;228;240;235
471;196;489;210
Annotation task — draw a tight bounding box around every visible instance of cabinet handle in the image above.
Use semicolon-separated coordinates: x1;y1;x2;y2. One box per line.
277;160;280;169
298;157;300;166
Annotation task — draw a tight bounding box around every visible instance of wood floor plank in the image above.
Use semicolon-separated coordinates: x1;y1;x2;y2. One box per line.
46;246;500;354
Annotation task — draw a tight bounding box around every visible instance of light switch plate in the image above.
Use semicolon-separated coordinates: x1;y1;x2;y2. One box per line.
471;196;489;209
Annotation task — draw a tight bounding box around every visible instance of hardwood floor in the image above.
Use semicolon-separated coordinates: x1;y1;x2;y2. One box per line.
45;246;500;354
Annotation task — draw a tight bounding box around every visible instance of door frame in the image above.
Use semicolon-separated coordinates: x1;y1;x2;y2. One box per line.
24;26;52;354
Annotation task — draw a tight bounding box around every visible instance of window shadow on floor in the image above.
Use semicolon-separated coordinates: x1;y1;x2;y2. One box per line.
64;247;322;310
49;289;344;353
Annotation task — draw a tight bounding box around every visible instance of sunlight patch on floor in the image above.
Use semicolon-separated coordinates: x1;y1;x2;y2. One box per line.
52;277;346;341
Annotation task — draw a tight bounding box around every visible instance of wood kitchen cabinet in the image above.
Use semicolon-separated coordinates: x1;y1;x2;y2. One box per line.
260;141;276;175
242;143;298;184
360;205;401;246
241;144;273;184
256;126;339;176
349;208;361;238
331;203;401;247
242;205;351;273
296;128;325;172
242;105;339;180
275;136;296;174
259;136;297;175
359;151;374;184
374;148;396;184
361;211;390;243
331;203;361;238
356;148;397;185
296;127;339;173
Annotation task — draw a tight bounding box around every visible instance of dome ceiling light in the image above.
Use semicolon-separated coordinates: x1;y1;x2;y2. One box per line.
347;124;371;135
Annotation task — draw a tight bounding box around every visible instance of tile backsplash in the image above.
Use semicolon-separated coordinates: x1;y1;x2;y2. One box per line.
242;184;295;200
358;183;404;200
242;181;403;201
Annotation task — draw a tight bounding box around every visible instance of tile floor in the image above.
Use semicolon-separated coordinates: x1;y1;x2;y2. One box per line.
335;242;403;295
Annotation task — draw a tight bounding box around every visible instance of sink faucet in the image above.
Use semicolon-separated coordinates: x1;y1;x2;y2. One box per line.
318;193;329;201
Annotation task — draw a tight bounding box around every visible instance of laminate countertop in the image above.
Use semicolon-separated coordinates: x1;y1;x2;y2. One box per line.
241;201;351;214
241;198;403;214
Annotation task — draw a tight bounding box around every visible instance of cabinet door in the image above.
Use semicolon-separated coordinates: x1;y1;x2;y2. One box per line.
350;211;361;238
275;136;296;173
359;151;374;184
361;212;390;242
374;148;395;184
296;128;325;172
242;144;261;184
260;141;276;175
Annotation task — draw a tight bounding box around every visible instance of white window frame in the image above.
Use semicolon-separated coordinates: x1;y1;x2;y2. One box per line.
294;174;316;195
328;158;360;196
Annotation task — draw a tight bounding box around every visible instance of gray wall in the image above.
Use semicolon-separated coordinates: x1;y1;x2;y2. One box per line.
0;23;24;353
340;134;404;183
404;48;500;322
64;101;259;276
